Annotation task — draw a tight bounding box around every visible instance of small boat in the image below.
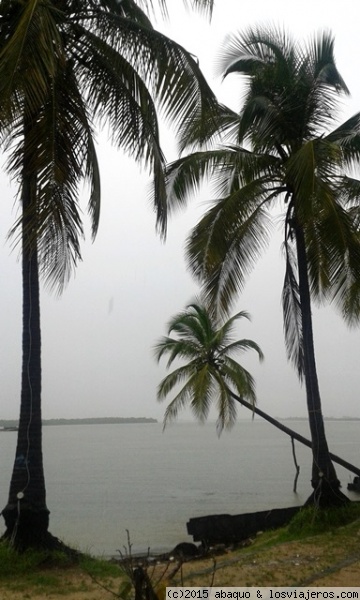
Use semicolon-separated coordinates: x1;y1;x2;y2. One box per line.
0;426;18;432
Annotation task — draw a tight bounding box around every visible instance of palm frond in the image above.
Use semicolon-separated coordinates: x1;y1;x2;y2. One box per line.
187;186;273;315
154;336;201;367
165;145;281;216
221;356;257;404
74;24;168;234
218;338;264;361
310;31;349;94
282;238;304;379
325;211;360;325
211;369;236;434
178;103;240;153
165;149;234;214
7;57;100;292
219;26;292;79
214;309;251;346
161;367;213;428
325;113;360;167
185;0;214;17
157;363;197;401
127;0;214;19
337;176;360;208
0;0;62;117
94;13;218;137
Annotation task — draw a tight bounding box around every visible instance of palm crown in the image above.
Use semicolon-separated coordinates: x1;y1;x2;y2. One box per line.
155;301;264;433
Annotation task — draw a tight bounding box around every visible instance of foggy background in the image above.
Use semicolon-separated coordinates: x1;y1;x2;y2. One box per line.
1;0;360;423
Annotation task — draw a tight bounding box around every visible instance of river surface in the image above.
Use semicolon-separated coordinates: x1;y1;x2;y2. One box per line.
0;419;359;556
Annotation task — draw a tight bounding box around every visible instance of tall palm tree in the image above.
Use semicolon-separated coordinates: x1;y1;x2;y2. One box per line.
155;301;264;433
164;27;360;506
0;0;217;549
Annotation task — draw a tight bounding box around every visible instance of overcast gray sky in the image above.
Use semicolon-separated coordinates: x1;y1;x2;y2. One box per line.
1;0;360;422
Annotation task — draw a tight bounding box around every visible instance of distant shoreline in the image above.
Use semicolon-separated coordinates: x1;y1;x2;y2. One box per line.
0;417;158;428
1;416;359;429
281;416;360;421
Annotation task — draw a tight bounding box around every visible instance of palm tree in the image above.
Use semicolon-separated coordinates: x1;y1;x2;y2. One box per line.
0;0;217;549
155;301;264;433
155;302;360;479
164;27;360;506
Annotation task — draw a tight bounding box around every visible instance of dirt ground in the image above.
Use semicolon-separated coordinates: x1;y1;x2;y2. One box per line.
174;537;360;587
1;531;360;600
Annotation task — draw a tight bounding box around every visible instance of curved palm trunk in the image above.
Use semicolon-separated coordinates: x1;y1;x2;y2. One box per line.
2;145;50;549
295;222;348;506
226;389;360;478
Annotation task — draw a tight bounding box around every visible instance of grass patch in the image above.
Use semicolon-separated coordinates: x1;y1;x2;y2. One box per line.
0;542;81;594
0;542;61;578
79;554;123;579
0;541;124;597
287;502;360;538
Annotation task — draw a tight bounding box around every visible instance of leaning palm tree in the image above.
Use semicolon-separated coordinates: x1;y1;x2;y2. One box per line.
164;28;360;505
0;0;217;549
155;302;360;481
155;301;264;433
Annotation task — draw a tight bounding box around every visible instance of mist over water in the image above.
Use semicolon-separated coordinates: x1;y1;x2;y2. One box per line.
0;420;359;556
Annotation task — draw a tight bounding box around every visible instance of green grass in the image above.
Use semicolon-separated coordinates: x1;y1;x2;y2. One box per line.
79;554;124;578
0;542;125;596
0;543;62;578
287;502;360;537
0;543;77;594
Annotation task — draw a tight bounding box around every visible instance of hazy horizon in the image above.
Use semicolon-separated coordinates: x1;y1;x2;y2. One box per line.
1;0;360;423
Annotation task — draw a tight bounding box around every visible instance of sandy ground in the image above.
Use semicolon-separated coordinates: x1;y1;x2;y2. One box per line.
1;532;360;599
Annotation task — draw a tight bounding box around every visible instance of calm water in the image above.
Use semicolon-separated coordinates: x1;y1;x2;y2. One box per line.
0;420;359;556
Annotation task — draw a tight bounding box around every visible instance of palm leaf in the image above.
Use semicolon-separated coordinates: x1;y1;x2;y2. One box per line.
282;236;304;379
157;363;197;400
221;356;257;404
187;185;273;314
218;338;264;361
154;336;201;366
211;369;236;434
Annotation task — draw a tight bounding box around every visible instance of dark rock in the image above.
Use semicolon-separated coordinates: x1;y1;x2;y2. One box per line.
172;542;200;558
348;477;360;492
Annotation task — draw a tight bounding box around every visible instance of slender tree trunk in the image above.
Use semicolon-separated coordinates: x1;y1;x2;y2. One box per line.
226;388;360;478
1;120;50;549
294;221;348;506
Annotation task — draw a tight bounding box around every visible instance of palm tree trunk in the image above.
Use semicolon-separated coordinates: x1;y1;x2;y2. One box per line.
226;388;360;478
294;221;348;506
1;126;50;549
